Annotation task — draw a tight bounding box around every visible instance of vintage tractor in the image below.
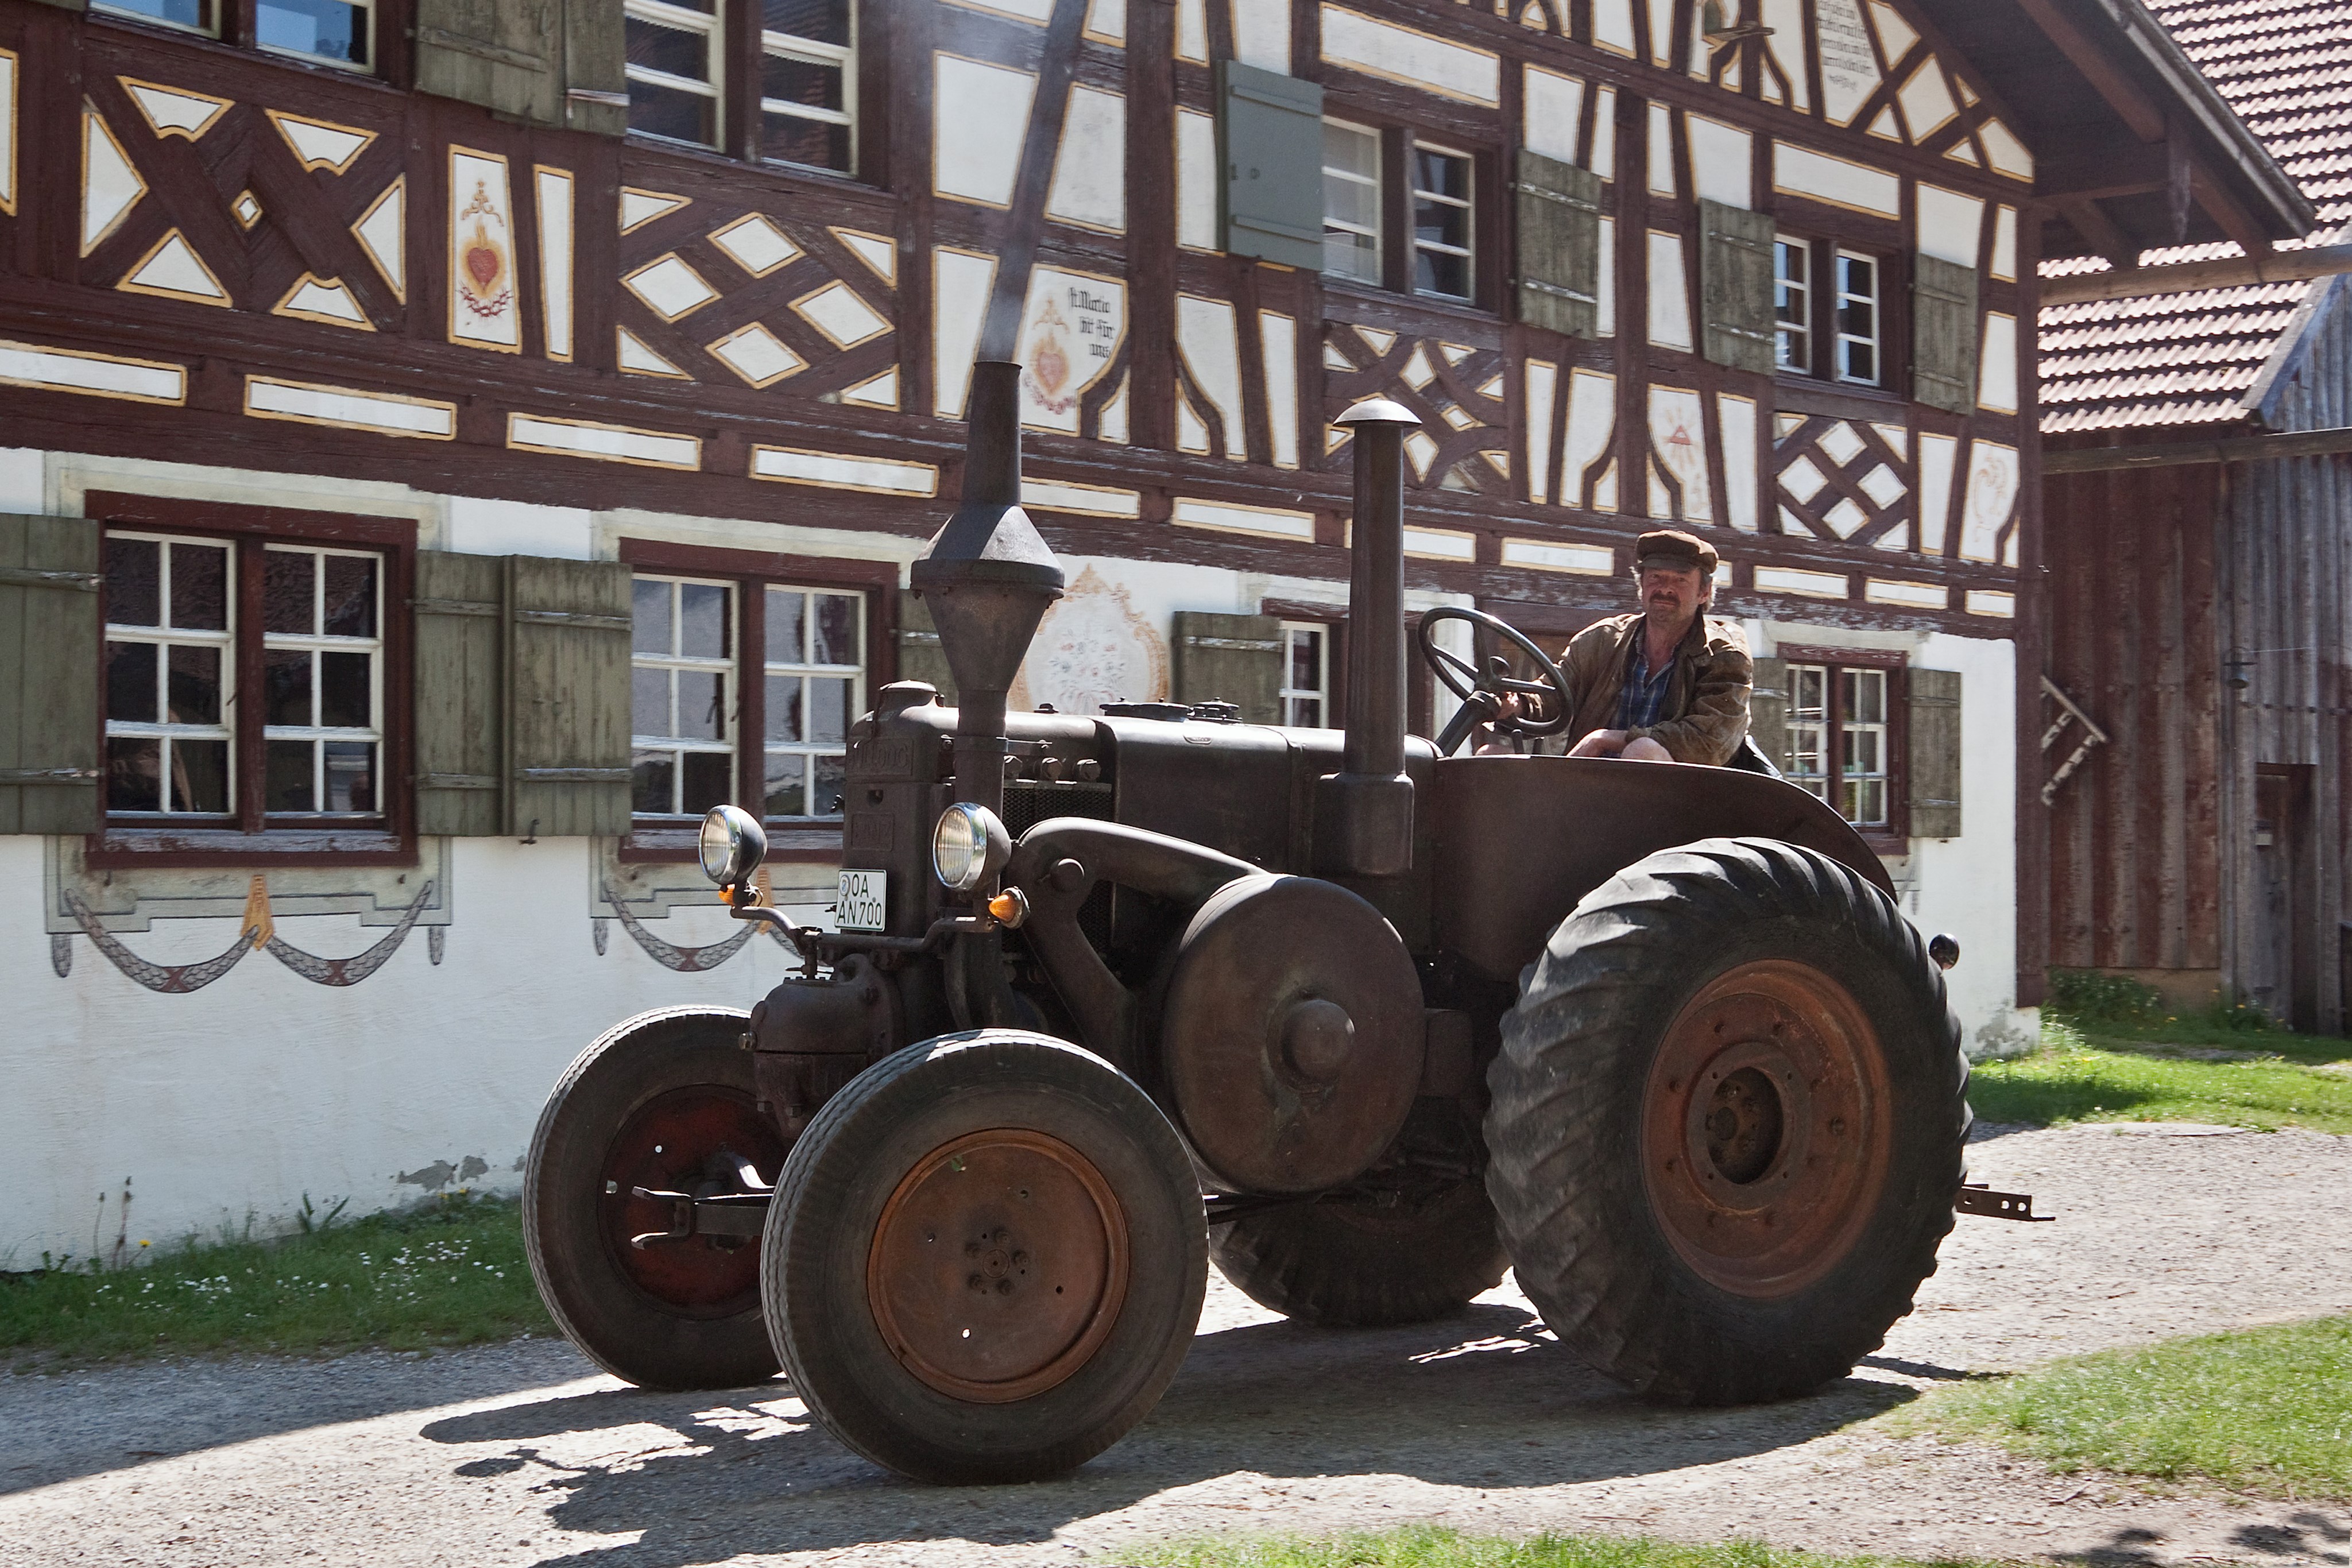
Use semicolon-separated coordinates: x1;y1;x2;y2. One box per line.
523;363;1972;1485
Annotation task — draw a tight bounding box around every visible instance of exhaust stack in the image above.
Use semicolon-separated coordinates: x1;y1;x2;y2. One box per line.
911;361;1066;817
1316;397;1421;879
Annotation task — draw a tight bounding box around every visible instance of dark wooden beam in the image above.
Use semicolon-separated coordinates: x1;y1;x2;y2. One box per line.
2007;0;2167;142
2191;160;2274;261
2045;426;2352;473
2056;197;2136;270
2041;243;2352;305
2036;141;2171;204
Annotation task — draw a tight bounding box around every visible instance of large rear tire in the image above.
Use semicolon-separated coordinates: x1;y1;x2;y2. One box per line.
1485;839;1967;1406
764;1030;1207;1484
1209;1178;1508;1326
524;1006;786;1391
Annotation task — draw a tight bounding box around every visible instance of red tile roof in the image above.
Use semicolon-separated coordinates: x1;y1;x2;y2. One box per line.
2038;0;2352;433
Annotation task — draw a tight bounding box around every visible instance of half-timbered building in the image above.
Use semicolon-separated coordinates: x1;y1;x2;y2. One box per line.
0;0;2302;1256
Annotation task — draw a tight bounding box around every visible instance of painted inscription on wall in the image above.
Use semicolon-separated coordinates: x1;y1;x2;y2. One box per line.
1019;268;1127;435
1814;0;1881;126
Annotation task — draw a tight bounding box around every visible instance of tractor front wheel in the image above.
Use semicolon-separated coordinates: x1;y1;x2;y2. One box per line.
1484;839;1968;1406
524;1006;786;1391
764;1030;1207;1484
1210;1177;1508;1326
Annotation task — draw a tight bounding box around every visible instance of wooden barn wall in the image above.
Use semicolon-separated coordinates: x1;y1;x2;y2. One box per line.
2216;282;2352;1032
2044;459;2223;982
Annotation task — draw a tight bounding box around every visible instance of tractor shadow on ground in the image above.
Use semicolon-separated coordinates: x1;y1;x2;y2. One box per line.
419;1302;1916;1568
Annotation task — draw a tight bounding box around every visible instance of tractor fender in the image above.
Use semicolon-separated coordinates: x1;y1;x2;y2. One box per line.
1429;754;1899;984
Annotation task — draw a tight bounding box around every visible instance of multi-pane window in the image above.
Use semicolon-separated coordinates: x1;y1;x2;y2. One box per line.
762;587;862;818
104;534;233;816
103;533;382;820
1782;663;1892;832
1411;144;1475;301
261;546;382;814
1775;238;1812;374
629;572;866;826
761;0;856;172
1834;250;1881;385
1278;622;1331;728
1322;120;1383;285
626;0;725;149
94;0;372;69
632;576;736;819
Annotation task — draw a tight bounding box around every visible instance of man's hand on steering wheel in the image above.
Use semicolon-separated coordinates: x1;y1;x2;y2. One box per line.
1416;607;1575;756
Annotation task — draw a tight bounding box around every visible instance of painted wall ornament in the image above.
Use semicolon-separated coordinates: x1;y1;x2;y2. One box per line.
1018;267;1126;435
447;146;521;351
56;877;436;992
1009;564;1169;717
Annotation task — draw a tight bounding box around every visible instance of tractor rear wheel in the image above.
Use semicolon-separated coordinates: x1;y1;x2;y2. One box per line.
1209;1178;1508;1326
764;1030;1206;1484
524;1006;787;1391
1485;838;1968;1406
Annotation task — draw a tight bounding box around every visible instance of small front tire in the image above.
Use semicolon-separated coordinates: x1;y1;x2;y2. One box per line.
1210;1178;1508;1326
764;1030;1207;1484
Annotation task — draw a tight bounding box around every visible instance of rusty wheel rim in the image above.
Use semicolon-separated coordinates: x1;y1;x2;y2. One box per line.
1639;959;1890;1298
866;1130;1129;1404
599;1087;785;1319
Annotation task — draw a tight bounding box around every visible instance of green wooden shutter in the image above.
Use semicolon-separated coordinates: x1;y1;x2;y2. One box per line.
1908;668;1962;839
1514;150;1604;339
1700;199;1777;374
1748;655;1788;776
0;515;101;835
1171;611;1284;723
897;589;957;701
506;556;632;837
1217;61;1325;270
1913;255;1980;415
413;0;626;134
412;551;505;836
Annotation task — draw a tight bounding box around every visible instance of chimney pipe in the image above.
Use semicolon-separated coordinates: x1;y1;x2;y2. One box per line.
911;361;1065;822
1315;397;1419;879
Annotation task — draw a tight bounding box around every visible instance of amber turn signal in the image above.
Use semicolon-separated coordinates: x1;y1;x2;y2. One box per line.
987;888;1030;928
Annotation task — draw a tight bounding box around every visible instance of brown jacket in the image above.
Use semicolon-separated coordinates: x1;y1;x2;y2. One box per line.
1559;612;1754;765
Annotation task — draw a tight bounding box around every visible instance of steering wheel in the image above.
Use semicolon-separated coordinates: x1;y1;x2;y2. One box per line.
1416;607;1575;756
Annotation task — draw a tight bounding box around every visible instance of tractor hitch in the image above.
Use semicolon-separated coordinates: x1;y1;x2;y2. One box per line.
626;1154;775;1249
1955;1183;2053;1221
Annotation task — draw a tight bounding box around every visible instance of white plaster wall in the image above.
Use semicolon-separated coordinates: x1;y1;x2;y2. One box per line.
0;835;814;1268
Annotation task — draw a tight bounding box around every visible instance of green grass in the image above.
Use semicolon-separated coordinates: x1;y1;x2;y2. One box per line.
1887;1315;2352;1498
1126;1527;2015;1568
0;1193;551;1367
1964;971;2352;1133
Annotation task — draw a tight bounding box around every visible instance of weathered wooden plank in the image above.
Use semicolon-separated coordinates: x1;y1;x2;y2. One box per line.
1908;668;1962;840
1748;655;1788;776
895;589;957;701
0;514;102;837
412;549;506;837
507;555;633;838
1171;611;1284;723
1514;152;1604;340
1913;255;1980;416
1698;198;1775;374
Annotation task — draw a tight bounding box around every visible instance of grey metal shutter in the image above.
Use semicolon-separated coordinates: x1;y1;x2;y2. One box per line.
414;0;627;134
1908;668;1963;839
897;589;957;702
1514;151;1604;339
1217;62;1325;270
1913;256;1980;415
412;551;506;837
0;514;101;835
1699;199;1777;374
1748;656;1788;776
506;556;633;837
1171;611;1283;723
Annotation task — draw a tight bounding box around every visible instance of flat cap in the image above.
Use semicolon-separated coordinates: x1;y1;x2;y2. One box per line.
1635;528;1719;576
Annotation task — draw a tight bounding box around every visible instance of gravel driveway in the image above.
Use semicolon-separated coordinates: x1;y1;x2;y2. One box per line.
6;1121;2350;1568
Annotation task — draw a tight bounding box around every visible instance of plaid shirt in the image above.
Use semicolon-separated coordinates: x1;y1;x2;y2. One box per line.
1612;634;1677;731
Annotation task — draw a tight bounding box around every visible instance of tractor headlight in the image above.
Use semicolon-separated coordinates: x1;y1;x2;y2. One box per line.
698;804;767;886
932;803;1012;893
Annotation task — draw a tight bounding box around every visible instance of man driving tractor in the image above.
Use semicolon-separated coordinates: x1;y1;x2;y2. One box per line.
1491;529;1754;765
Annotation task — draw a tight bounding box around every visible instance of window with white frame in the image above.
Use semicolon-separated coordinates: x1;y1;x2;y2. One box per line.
1322;119;1382;285
760;0;856;172
1411;142;1475;301
1775;237;1812;374
632;575;736;818
1782;661;1892;831
626;0;725;149
260;544;384;814
1834;250;1881;386
104;533;235;816
95;0;372;68
1279;622;1332;728
761;584;862;818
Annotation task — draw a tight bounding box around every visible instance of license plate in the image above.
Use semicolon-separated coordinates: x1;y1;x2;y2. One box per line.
836;869;888;932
